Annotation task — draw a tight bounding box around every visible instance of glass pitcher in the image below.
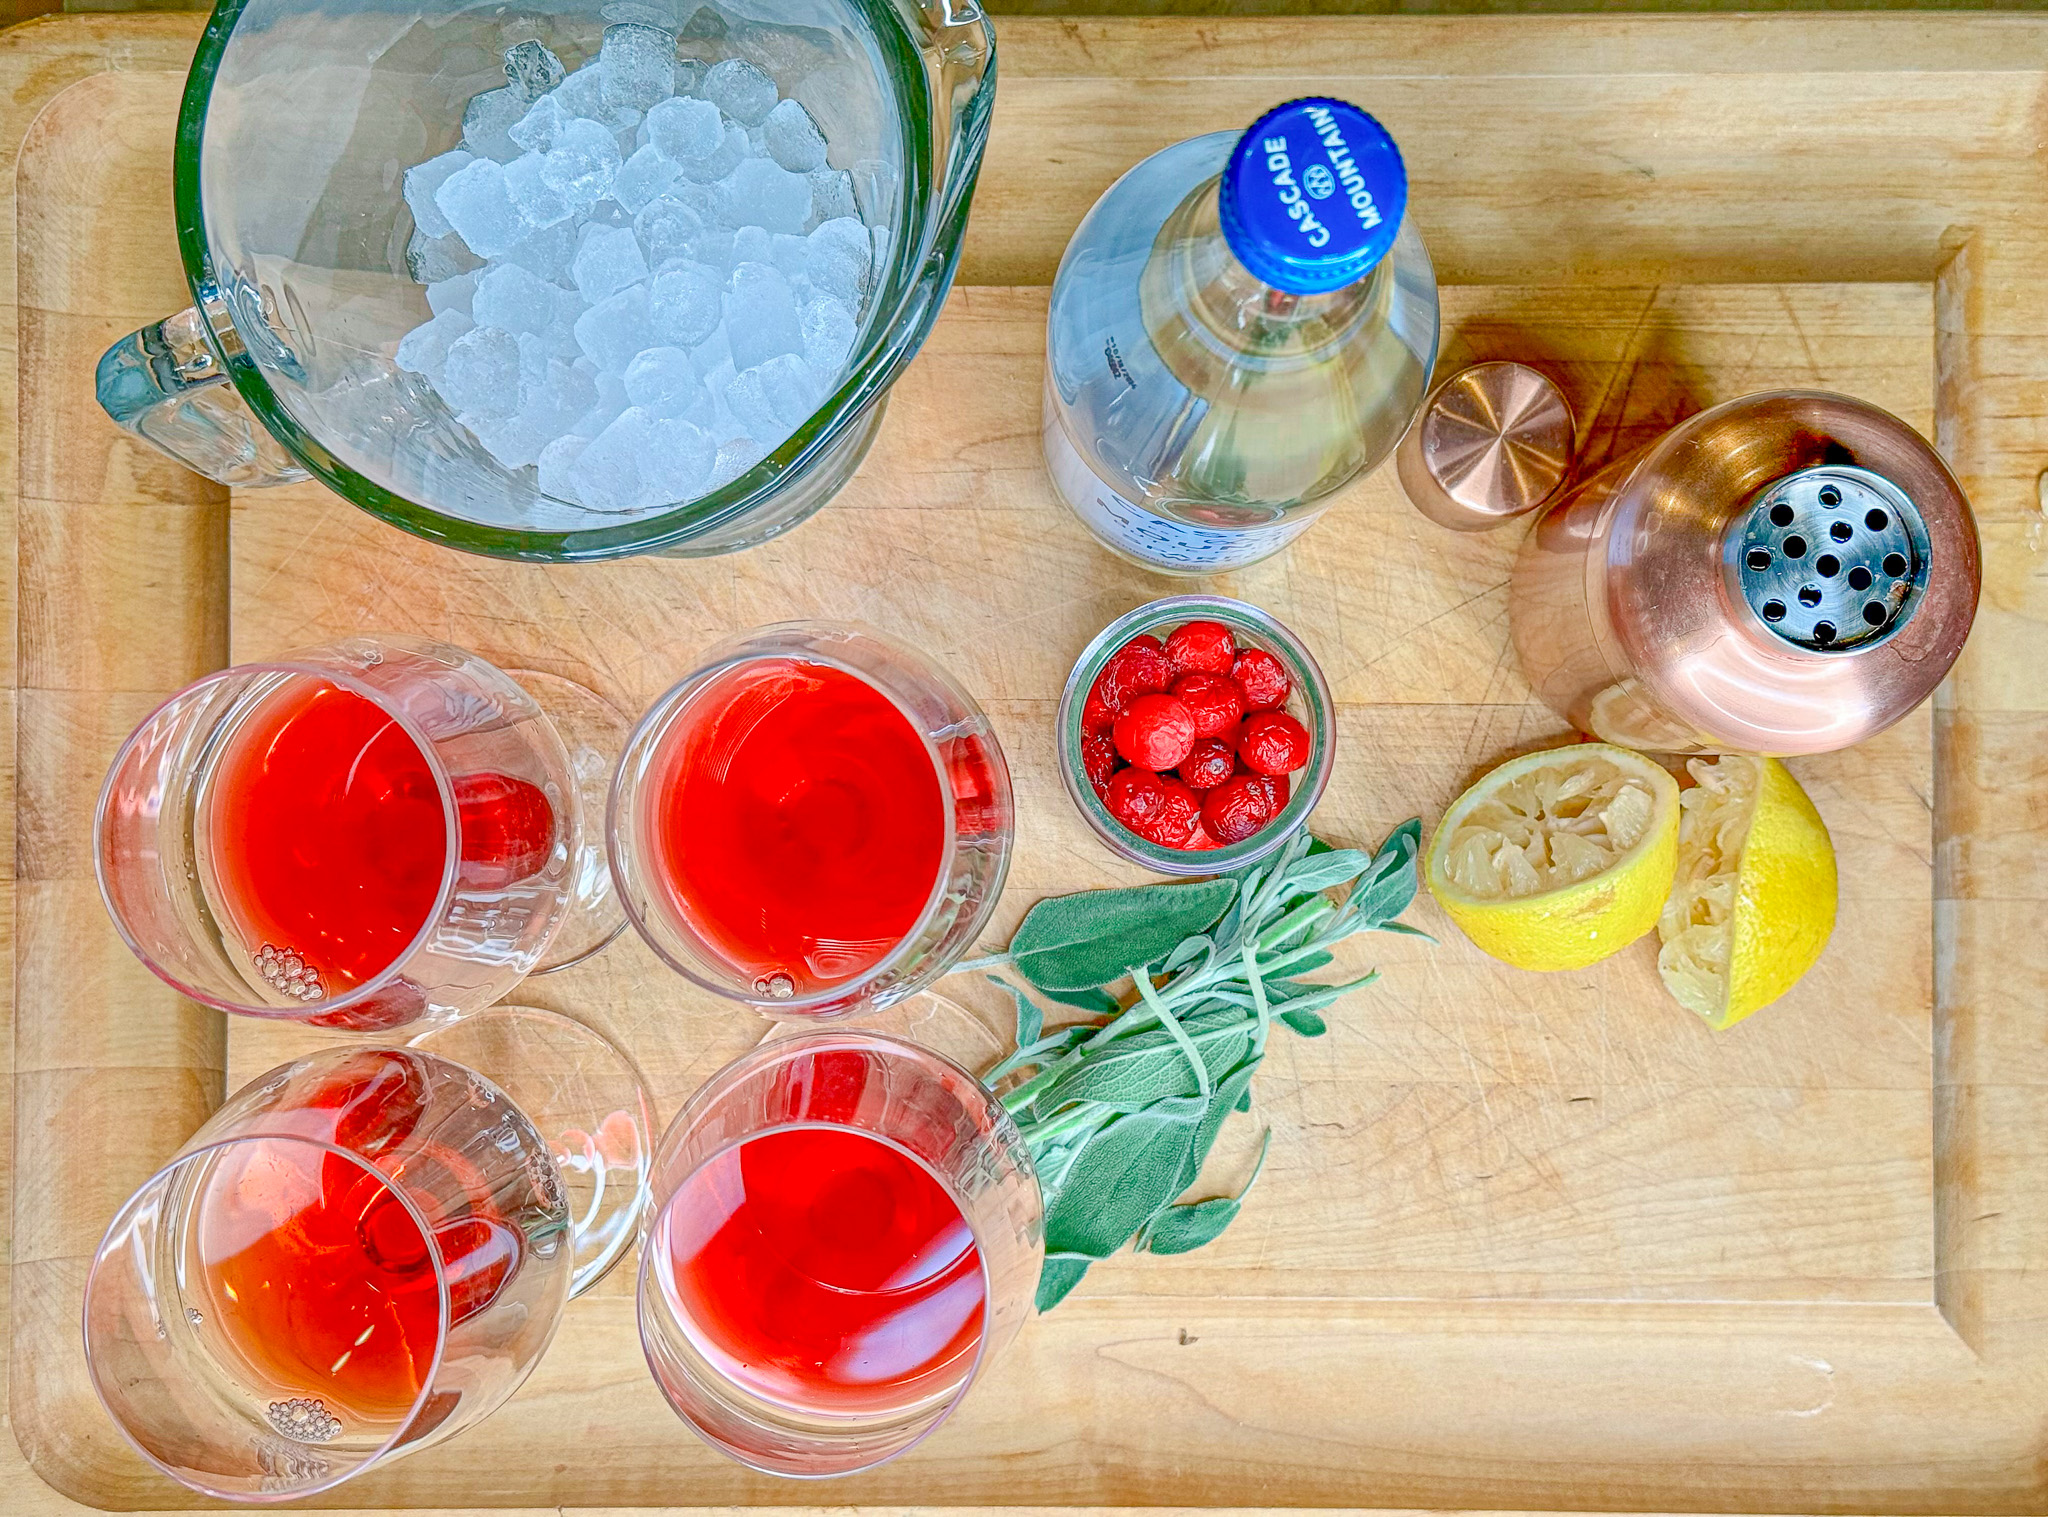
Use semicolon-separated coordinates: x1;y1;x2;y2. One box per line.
96;0;994;562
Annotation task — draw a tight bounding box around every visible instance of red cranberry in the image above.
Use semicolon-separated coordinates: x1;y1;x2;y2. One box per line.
1081;732;1120;790
1113;693;1197;771
1232;647;1292;711
1164;620;1237;677
1202;773;1275;844
1105;768;1168;830
1135;777;1202;848
1248;771;1291;815
1099;638;1172;712
1184;818;1225;850
1238;710;1311;775
1170;671;1245;740
1082;675;1119;734
1177;739;1236;790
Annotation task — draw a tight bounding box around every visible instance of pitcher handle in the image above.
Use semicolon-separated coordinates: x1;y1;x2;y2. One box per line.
96;302;309;486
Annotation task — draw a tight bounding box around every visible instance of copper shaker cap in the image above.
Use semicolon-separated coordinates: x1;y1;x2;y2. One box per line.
1397;362;1574;531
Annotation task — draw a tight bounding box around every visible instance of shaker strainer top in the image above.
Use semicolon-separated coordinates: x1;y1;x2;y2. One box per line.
1725;464;1932;653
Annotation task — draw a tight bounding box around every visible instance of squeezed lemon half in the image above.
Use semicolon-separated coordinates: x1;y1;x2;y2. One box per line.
1425;743;1681;972
1656;755;1837;1030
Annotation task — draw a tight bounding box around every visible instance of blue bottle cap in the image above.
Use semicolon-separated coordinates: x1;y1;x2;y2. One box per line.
1217;98;1407;296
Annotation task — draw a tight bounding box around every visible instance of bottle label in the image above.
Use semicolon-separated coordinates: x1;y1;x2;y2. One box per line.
1042;412;1313;572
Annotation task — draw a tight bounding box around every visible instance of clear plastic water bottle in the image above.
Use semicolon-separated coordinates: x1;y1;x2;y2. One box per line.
1044;98;1439;574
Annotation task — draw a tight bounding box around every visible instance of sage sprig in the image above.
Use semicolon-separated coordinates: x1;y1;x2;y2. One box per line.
963;822;1424;1310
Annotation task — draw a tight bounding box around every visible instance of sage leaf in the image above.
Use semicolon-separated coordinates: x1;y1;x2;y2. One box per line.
994;976;1042;1050
1036;1254;1093;1311
1171;1060;1259;1196
1041;984;1122;1014
1141;1196;1241;1255
1281;848;1373;896
1278;1007;1327;1036
1234;1088;1252;1113
1349;820;1422;929
1039;1025;1250;1112
1011;879;1236;992
1043;1096;1207;1258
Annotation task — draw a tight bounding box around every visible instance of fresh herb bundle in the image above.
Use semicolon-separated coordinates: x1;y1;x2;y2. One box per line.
958;822;1424;1309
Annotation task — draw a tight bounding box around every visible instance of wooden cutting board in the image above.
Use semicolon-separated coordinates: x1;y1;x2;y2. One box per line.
7;11;2048;1515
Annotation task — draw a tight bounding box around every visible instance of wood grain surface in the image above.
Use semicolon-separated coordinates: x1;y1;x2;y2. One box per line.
8;10;2048;1516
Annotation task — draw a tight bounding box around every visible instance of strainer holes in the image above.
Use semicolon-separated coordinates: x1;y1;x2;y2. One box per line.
1830;520;1853;543
1863;602;1889;627
1762;600;1786;622
1745;548;1772;571
1797;585;1823;608
1883;551;1908;577
1818;486;1841;507
1783;534;1808;559
1865;508;1890;531
1814;621;1837;645
1769;503;1795;527
1847;565;1873;591
1815;553;1841;578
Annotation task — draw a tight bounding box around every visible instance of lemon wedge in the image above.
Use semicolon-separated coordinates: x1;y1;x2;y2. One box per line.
1426;744;1681;972
1656;755;1837;1029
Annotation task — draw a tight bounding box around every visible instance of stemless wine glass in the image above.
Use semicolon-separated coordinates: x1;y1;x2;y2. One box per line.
609;622;1013;1018
85;1046;574;1502
98;634;603;1030
638;1030;1042;1476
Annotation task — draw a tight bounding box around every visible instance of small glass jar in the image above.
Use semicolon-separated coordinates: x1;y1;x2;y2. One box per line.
1057;594;1335;875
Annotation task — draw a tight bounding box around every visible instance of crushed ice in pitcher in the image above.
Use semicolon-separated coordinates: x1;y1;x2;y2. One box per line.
395;28;875;519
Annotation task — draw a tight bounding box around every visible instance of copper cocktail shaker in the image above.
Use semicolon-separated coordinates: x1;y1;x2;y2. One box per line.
1509;391;1979;755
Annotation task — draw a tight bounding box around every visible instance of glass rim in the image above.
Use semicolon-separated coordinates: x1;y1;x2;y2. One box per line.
170;0;995;562
82;1130;454;1503
1058;593;1336;875
608;630;969;1015
634;1027;1026;1478
93;659;463;1023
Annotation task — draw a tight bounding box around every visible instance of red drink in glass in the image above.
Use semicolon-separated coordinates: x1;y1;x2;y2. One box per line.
654;1125;985;1412
611;624;1014;1016
649;659;945;996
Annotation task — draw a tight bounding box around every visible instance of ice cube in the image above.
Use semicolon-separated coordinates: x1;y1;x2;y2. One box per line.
623;345;708;417
503;151;576;230
518;342;600;434
806;216;871;303
761;98;827;173
726;352;818;436
509;93;569;155
541;117;623;213
536;435;589;502
678;122;748;185
710;435;766;488
601;23;676;114
649;263;723;351
673;57;706;97
504;40;565;100
427;270;479;316
633;194;707;266
613;144;683;213
571;406;662;511
440;326;522;417
500;219;579;285
800;294;857;375
395;309;474;387
435;159;526;258
724;261;803;371
768;232;810;282
645;96;722;162
406;227;482;285
718;157;811;235
691;326;732;381
404;149;473;239
553;63;609;122
572;223;651;304
702;59;777;125
731;225;773;267
462;87;525;163
684;227;736;273
472;262;561;336
461;410;548;470
642;416;716;503
573;370;630;438
573;284;653;371
806;167;858;226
